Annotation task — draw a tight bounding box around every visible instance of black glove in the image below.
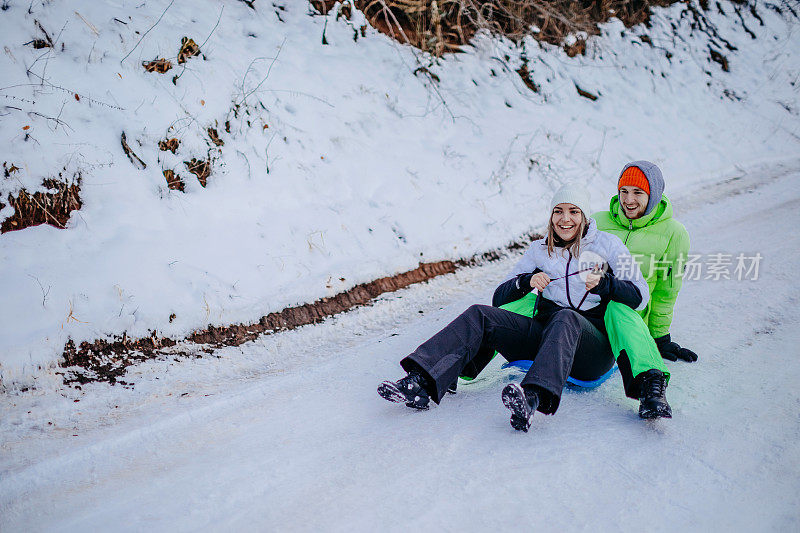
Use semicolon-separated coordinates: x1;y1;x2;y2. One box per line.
654;334;698;362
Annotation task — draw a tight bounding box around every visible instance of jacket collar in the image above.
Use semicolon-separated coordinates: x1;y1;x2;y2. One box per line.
609;194;673;229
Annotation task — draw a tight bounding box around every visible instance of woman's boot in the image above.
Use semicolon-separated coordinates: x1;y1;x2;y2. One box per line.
502;383;540;432
378;370;431;409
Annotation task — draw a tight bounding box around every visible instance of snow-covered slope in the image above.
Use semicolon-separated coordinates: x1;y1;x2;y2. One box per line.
1;1;798;384
1;161;798;531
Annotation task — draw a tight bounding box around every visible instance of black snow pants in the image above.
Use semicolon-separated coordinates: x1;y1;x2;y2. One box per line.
401;304;614;414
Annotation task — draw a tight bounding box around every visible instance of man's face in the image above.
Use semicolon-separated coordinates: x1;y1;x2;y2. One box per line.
619;186;649;219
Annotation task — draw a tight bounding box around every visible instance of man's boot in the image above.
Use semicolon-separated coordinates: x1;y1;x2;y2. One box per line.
639;369;672;419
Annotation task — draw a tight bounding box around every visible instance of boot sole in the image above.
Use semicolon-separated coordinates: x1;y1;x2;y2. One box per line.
502;384;531;432
639;407;673;419
378;381;429;410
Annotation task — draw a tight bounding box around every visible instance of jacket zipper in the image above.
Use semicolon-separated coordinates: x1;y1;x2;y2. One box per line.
565;251;575;309
624;220;633;245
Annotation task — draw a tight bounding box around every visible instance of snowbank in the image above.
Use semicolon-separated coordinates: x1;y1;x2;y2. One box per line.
1;0;798;384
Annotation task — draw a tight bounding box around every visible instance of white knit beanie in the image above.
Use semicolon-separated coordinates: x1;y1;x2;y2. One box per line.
550;183;591;216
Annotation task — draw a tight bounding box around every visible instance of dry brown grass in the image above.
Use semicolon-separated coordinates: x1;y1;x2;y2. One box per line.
163;169;186;191
1;172;82;234
184;158;211;187
313;0;679;55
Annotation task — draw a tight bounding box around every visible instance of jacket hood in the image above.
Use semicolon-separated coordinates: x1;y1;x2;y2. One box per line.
609;194;674;228
619;160;664;216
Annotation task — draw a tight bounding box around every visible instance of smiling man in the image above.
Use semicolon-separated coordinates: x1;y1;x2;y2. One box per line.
594;161;697;363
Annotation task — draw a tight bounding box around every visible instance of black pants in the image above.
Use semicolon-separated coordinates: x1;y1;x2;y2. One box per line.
401;304;614;414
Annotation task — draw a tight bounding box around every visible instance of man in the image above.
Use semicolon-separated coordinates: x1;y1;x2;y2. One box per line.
594;161;698;363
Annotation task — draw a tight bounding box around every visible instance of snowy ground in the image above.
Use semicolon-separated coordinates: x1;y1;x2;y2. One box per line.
2;0;799;383
2;161;799;531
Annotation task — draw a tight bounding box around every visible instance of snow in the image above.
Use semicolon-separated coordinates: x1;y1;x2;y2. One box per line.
1;1;800;529
1;159;799;531
1;1;799;383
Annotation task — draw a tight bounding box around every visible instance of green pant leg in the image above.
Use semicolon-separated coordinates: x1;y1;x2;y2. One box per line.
604;301;669;397
499;291;537;318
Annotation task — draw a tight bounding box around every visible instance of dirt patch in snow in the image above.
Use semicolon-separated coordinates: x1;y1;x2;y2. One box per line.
58;232;540;386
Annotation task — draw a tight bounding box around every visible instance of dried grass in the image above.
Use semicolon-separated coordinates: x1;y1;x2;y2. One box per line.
158;137;180;153
185;157;211;187
313;0;679;55
163;169;186;191
177;36;200;64
1;174;82;234
142;58;173;73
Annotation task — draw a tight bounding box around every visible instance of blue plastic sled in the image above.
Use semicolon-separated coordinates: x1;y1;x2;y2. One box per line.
501;360;618;390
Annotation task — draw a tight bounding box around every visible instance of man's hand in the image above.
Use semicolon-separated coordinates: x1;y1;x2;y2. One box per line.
655;334;698;362
529;272;551;292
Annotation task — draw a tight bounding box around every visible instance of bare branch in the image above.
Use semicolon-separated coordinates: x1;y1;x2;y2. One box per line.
172;6;224;84
240;38;286;106
120;0;176;65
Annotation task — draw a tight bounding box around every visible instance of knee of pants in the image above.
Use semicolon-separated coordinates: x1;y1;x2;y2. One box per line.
550;308;581;325
465;303;492;317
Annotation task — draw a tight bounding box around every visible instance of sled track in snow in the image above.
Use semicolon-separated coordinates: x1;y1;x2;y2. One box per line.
54;158;800;387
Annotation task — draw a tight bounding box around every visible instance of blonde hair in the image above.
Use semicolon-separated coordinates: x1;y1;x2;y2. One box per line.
546;211;588;257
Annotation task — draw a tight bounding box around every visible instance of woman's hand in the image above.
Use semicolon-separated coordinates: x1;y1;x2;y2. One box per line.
529;272;551;292
585;266;603;291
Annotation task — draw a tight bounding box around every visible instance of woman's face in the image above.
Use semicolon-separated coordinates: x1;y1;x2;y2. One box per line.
619;186;649;219
551;203;583;241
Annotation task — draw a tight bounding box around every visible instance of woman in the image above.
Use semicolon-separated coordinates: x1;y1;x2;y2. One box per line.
378;184;669;432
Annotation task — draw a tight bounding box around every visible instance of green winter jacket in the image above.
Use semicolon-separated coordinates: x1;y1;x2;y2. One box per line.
593;195;690;338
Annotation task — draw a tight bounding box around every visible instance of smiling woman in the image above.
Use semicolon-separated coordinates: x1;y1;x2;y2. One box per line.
551;204;583;241
545;186;591;257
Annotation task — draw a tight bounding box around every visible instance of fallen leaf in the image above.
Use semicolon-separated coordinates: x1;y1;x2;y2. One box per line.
22;125;30;130
200;99;205;106
74;93;80;101
177;37;200;64
142;58;172;74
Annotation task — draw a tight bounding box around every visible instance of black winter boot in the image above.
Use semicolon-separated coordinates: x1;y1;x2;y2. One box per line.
501;383;540;432
638;369;672;419
378;370;431;410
